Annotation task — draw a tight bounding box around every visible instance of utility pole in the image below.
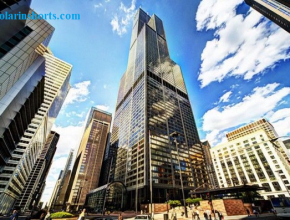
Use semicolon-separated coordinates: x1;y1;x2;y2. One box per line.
170;131;188;218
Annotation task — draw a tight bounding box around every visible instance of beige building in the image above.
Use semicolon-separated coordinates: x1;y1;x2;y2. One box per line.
66;108;112;211
245;0;290;33
211;119;290;199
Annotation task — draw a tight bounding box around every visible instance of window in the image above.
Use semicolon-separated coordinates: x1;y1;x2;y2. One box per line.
262;183;271;192
0;26;33;59
272;182;281;191
278;194;286;198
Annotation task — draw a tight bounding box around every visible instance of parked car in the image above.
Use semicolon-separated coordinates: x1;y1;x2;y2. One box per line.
135;215;151;220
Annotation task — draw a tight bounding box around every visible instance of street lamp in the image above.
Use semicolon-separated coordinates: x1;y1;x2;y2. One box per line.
170;131;188;218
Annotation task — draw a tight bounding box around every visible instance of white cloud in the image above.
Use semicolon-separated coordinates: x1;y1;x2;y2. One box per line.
269;108;290;137
269;108;290;123
219;91;232;103
103;84;107;89
94;3;103;8
196;0;290;87
196;0;243;31
95;105;109;111
202;83;290;144
65;111;86;118
62;81;91;108
110;0;136;36
271;116;290;138
52;123;85;155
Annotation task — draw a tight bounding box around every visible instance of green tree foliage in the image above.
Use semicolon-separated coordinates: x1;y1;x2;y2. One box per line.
168;200;182;207
51;212;74;219
185;198;202;204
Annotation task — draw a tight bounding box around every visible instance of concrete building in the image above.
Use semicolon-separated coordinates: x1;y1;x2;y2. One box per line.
14;131;59;211
211;119;290;199
202;141;219;189
245;0;290;33
0;1;72;212
66;107;112;211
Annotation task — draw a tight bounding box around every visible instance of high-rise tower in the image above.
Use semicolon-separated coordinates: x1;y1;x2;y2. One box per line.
0;2;71;212
112;8;208;209
66;107;112;211
245;0;290;33
14;131;59;211
49;149;74;211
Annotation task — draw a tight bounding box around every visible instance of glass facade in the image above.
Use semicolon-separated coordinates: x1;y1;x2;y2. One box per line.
112;8;208;209
0;8;71;213
67;108;112;211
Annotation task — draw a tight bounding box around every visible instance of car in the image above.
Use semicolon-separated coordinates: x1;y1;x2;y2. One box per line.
134;215;151;220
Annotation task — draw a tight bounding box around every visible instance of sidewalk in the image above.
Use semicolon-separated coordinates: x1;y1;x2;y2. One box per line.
125;212;279;220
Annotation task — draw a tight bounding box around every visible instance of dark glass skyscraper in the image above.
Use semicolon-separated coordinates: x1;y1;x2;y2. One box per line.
112;8;208;209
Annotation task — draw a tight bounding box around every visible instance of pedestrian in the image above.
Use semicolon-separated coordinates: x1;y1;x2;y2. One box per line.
204;212;208;220
118;213;123;220
253;210;259;217
195;210;200;220
217;211;223;220
192;209;196;220
44;211;51;220
40;210;47;220
78;209;86;220
10;210;18;220
246;209;250;217
206;210;211;220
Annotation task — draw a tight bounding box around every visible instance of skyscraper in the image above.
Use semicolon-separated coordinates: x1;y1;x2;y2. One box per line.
0;2;72;212
112;8;208;209
14;131;59;211
49;149;74;211
66;107;112;211
202;141;219;189
245;0;290;33
99;133;118;187
211;119;290;199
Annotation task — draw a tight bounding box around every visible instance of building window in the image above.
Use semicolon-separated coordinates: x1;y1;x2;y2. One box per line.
272;182;281;191
262;183;271;192
0;26;33;59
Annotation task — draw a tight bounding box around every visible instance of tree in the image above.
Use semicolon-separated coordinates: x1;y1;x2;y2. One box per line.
185;198;202;205
168;200;181;207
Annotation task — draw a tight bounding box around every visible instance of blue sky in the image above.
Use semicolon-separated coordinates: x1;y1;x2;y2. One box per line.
31;0;290;204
